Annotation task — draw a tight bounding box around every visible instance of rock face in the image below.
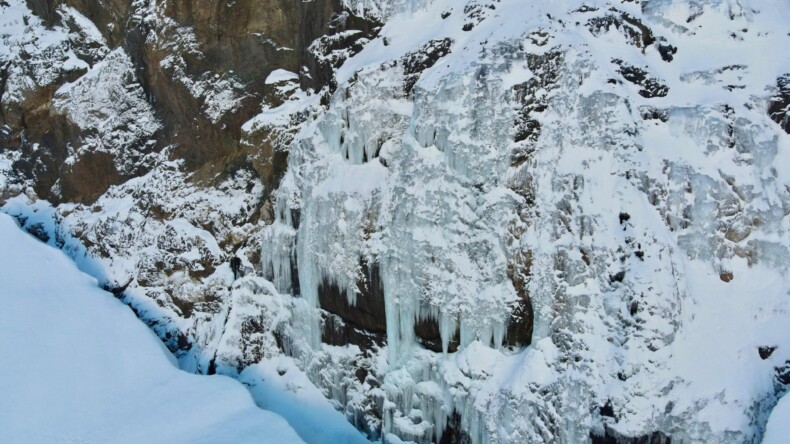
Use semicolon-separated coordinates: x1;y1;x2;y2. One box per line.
769;74;790;134
2;0;379;204
3;0;790;443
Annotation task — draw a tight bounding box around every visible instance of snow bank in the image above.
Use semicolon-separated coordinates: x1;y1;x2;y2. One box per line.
0;214;303;444
239;357;373;444
265;69;299;85
764;393;790;444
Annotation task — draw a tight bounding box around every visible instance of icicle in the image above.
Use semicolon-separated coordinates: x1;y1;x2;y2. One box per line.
459;316;475;349
439;312;458;355
493;317;506;350
385;292;401;365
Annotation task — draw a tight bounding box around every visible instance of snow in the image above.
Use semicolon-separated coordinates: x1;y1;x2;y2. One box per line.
266;69;299;84
763;393;790;444
59;5;106;45
242;85;320;131
0;154;15;191
0;213;304;444
239;357;373;444
52;47;161;175
0;0;91;103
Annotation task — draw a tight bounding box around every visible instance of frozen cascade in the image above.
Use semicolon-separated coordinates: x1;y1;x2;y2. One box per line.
254;0;790;442
261;222;297;295
376;64;524;364
259;23;528;441
262;51;523;364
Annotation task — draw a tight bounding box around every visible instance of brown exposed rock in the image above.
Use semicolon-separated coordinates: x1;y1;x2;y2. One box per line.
768;74;790;134
137;0;379;179
9;0;380;205
506;250;534;347
58;0;131;46
57;151;121;204
414;316;460;353
318;260;387;349
322;312;386;350
506;295;534;348
4;80;79;200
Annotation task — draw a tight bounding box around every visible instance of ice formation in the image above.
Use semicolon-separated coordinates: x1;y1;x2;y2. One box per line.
258;0;790;442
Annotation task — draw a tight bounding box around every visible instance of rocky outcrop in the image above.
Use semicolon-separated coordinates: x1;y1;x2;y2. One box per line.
401;38;453;95
318;261;387;349
591;430;671;444
769;74;790;134
3;0;380;204
512;51;562;158
613;59;669;98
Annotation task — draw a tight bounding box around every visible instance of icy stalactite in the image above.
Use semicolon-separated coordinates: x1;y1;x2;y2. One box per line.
377;344;532;444
320;102;386;165
342;0;433;22
438;313;458;355
255;47;523;444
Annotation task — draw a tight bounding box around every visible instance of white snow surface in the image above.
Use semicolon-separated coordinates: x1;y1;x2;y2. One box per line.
266;69;300;85
0;213;304;444
763;392;790;444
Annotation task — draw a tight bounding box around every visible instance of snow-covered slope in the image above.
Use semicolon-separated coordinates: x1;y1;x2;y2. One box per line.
763;392;790;444
0;213;303;444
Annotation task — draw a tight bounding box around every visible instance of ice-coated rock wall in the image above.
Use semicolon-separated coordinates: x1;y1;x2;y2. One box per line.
261;0;790;442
